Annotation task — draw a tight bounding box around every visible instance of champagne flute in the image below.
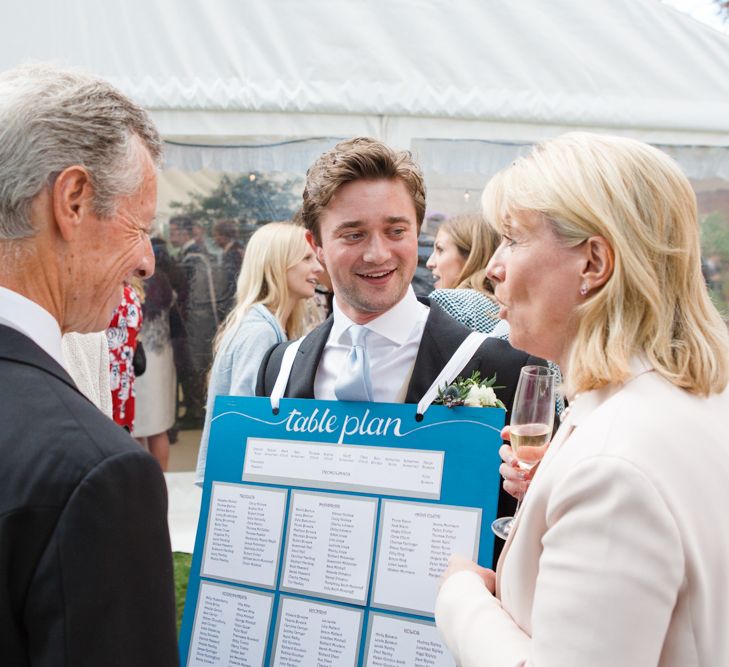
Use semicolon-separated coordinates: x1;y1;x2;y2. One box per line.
492;365;556;540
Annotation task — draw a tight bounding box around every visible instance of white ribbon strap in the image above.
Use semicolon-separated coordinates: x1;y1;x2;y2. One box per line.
416;331;488;417
270;336;305;413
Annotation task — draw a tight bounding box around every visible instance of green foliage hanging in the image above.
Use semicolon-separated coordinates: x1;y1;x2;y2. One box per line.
170;172;303;224
701;212;729;262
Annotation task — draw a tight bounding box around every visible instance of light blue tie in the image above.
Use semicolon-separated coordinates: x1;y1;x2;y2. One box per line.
334;325;374;402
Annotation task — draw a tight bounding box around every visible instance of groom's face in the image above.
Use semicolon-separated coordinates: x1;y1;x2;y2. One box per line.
309;177;419;325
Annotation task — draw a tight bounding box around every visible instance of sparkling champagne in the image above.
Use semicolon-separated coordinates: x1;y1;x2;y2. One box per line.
511;423;551;471
492;366;556;540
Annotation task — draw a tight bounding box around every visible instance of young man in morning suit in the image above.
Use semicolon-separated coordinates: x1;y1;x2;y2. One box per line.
0;64;178;665
256;138;546;560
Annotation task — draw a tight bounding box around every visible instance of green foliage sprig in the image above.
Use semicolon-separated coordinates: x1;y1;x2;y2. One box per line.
434;370;506;409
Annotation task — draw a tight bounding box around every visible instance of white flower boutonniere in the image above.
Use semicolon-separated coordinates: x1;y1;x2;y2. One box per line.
434;371;506;409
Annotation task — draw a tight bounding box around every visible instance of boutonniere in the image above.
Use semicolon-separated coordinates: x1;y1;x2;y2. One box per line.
434;371;506;409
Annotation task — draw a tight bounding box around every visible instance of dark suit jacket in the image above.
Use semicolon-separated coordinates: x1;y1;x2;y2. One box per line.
256;300;546;563
0;325;178;666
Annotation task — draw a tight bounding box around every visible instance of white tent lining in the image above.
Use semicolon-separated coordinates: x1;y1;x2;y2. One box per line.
4;0;729;148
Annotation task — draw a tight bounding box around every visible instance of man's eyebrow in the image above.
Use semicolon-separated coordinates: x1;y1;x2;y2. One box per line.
333;220;363;234
332;216;413;234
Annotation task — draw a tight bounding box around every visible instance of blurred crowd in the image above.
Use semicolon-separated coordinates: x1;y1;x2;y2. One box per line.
92;213;334;471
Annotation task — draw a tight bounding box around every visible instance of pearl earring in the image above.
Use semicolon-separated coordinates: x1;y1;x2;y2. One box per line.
579;284;588;297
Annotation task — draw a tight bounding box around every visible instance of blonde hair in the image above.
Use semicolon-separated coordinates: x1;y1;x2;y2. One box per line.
213;222;310;354
439;213;501;294
482;132;729;396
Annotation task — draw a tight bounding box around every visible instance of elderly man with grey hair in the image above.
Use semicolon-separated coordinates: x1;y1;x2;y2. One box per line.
0;64;178;665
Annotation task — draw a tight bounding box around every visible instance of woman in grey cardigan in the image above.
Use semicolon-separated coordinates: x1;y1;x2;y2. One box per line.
194;222;322;485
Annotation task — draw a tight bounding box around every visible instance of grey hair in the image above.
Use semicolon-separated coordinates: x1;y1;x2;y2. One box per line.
0;62;162;240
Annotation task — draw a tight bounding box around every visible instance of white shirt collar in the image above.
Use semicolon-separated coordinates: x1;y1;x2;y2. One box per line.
330;286;428;345
0;286;65;368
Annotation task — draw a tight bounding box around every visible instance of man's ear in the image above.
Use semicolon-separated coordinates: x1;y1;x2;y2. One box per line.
305;230;326;265
52;166;94;241
580;235;614;291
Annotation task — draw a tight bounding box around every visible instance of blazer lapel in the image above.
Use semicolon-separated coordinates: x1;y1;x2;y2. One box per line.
404;300;468;403
288;318;333;398
495;413;576;595
495;372;652;587
0;324;81;395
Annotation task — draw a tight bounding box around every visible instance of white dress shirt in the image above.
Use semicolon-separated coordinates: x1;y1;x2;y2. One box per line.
314;286;429;403
0;286;65;369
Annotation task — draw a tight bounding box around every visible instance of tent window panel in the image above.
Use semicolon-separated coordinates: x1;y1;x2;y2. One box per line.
146;165;308;437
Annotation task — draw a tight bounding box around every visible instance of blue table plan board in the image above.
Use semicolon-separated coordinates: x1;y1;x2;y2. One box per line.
179;395;504;667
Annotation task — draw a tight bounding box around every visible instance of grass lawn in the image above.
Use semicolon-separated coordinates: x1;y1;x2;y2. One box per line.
173;551;193;635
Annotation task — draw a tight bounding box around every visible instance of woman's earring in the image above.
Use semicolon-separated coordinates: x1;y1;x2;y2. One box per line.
579;284;588;297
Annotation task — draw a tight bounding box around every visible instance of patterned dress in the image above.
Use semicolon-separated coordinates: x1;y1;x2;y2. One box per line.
106;284;143;430
429;288;502;334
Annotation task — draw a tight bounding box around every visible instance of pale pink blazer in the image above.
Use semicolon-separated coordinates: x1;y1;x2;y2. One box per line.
436;358;729;666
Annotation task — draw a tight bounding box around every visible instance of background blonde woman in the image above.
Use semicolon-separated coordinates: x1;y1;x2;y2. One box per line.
436;133;729;666
426;213;505;335
194;222;322;485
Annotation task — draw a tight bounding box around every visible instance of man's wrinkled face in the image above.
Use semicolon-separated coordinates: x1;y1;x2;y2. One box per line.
71;150;157;332
312;178;419;324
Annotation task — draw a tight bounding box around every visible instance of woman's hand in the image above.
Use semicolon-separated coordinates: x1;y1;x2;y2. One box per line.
440;554;495;594
500;426;541;500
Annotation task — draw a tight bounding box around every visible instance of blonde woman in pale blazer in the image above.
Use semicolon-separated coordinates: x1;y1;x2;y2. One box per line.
435;133;729;667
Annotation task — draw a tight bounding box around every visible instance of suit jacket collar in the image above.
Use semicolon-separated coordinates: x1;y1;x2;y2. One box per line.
404;298;467;403
0;286;64;367
290;317;334;397
0;324;81;396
